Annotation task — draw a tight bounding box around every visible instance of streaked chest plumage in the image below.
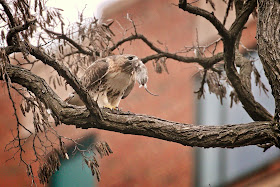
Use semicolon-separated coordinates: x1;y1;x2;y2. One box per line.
104;71;135;95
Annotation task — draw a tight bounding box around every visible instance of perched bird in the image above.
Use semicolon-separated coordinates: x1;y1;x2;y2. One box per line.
66;54;157;109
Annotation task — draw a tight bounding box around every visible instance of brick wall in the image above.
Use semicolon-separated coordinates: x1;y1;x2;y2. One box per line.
98;0;196;186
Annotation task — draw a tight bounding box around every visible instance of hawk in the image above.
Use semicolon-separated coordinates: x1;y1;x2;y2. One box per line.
66;54;157;109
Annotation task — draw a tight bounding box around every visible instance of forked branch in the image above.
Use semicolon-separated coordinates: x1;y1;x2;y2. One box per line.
178;0;272;121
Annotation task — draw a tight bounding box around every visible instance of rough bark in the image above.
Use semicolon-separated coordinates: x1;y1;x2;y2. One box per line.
257;0;280;122
2;64;280;148
178;0;273;121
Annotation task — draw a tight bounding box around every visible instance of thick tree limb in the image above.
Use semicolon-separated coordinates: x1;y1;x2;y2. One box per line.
257;0;280;121
224;43;272;121
223;40;272;121
223;0;272;121
2;64;280;148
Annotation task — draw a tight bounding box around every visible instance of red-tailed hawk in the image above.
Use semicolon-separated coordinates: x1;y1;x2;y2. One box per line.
66;54;156;109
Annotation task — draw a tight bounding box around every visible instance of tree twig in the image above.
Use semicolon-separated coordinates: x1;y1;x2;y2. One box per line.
178;0;230;39
44;29;93;56
110;34;224;68
6;18;36;46
0;0;16;28
229;0;257;38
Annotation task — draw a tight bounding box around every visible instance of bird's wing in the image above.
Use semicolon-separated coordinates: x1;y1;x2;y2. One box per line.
81;58;110;90
122;80;135;99
66;58;109;106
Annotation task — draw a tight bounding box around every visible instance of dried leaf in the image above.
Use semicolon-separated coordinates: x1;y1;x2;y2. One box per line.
1;30;5;40
206;0;216;10
161;57;169;74
53;78;56;89
56;76;62;86
229;90;239;108
38;150;61;184
20;103;26;116
155;61;162;74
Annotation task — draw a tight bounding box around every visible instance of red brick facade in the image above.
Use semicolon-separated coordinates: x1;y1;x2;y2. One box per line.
97;0;196;186
1;0;279;187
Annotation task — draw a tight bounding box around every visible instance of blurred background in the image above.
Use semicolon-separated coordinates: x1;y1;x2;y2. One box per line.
1;0;280;186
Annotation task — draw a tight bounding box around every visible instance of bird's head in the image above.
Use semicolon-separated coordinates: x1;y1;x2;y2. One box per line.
113;54;158;96
113;54;143;72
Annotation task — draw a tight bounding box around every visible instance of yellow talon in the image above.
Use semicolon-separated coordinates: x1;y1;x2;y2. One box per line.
103;105;116;110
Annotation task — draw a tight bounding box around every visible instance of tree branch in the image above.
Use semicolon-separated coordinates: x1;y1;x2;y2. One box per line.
6;18;36;46
44;29;93;56
257;0;280;121
2;16;100;118
142;51;223;68
0;0;16;28
176;0;272;121
178;0;230;39
229;0;257;38
223;0;272;121
2;64;280;148
23;43;103;121
110;34;224;68
223;34;272;121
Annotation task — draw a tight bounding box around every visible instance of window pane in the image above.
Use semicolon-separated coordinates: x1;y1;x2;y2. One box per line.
195;52;280;187
50;137;95;187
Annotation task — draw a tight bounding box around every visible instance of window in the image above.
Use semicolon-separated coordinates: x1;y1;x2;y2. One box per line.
50;136;96;187
194;52;280;187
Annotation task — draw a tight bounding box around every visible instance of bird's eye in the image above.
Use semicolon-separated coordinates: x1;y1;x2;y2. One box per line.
128;56;134;60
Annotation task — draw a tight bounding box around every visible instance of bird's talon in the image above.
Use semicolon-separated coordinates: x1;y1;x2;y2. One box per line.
103;105;118;110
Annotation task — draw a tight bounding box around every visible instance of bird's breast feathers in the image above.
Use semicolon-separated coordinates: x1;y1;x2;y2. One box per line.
93;71;135;108
105;71;136;91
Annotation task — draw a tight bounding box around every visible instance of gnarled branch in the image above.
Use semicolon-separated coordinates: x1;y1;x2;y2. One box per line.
0;0;16;28
2;64;279;148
